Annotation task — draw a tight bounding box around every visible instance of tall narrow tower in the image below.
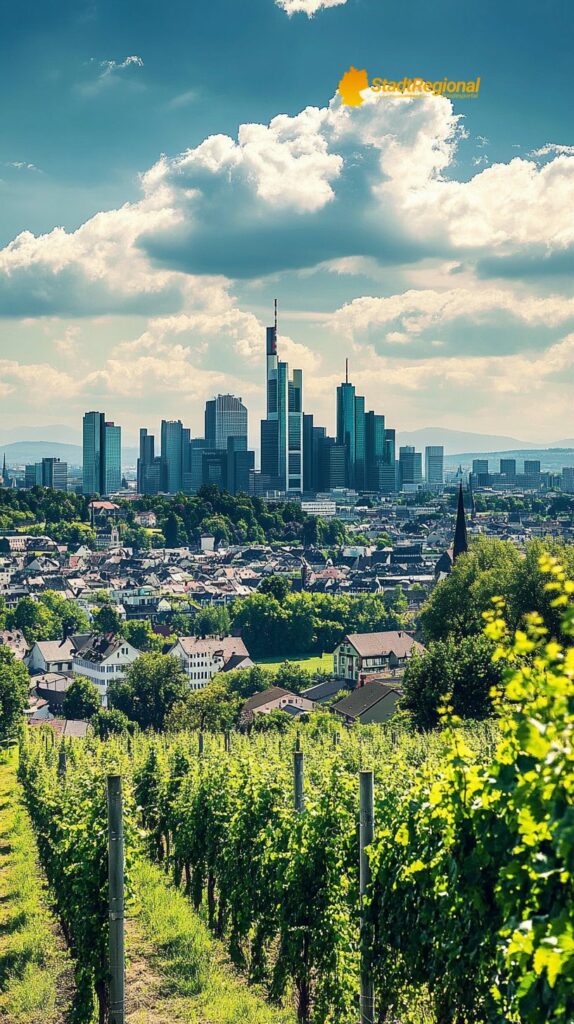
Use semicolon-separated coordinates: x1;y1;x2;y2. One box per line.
453;482;468;561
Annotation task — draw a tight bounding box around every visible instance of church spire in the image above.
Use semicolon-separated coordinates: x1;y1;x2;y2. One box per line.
453;482;468;561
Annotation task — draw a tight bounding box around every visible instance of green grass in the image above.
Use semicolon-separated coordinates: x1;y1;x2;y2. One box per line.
0;748;73;1024
255;652;334;675
128;858;295;1024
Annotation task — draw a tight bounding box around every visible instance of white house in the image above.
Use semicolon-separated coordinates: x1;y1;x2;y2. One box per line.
72;635;141;706
333;631;424;686
168;635;252;690
26;637;79;675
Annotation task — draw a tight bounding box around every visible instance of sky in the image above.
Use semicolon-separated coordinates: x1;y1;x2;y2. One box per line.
0;0;573;449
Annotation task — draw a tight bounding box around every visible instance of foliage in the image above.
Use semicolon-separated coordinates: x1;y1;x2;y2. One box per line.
421;536;574;644
92;602;124;635
91;707;130;739
401;633;503;729
231;591;405;659
62;676;100;721
0;647;29;740
109;653;189;730
6;591;90;645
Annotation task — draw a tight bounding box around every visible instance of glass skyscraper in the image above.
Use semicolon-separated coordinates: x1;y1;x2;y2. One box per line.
104;422;121;494
82;411;121;495
425;445;444;485
260;304;303;493
205;394;248;451
161;419;185;494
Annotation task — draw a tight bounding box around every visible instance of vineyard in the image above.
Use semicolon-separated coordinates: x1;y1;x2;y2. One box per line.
16;560;574;1024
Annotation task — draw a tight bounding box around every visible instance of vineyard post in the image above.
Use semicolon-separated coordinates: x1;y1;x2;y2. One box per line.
295;730;301;752
224;731;231;753
198;731;204;756
107;775;125;1024
359;770;375;1024
293;750;304;813
57;744;67;780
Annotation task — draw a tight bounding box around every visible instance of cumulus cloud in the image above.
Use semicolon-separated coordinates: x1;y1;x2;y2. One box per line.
275;0;348;15
0;89;573;321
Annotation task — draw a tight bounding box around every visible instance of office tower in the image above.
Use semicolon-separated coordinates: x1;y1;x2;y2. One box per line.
472;459;489;475
562;467;574;493
104;422;121;494
317;436;346;491
25;463;42;488
227;441;254;495
336;361;357;487
83;411;105;495
41;458;67;491
303;415;327;492
500;458;517;481
365;412;386;490
384;428;396;470
399;446;423;488
137;428;165;495
205;395;248;450
524;460;541;476
260;303;303;493
161;419;185;494
425;446;444;485
379;463;397;495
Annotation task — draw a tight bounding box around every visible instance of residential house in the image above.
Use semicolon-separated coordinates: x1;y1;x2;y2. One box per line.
169;635;253;690
333;630;424;685
241;686;315;724
72;634;141;706
331;681;401;724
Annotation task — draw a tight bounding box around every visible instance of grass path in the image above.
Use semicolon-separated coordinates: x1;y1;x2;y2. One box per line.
126;859;295;1024
256;653;334;675
0;747;74;1024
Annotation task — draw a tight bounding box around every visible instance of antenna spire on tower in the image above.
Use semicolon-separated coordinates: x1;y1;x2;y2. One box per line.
274;298;278;332
345;357;349;384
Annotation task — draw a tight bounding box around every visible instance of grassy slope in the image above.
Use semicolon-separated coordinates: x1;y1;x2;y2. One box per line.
0;747;74;1024
255;653;334;674
127;858;295;1024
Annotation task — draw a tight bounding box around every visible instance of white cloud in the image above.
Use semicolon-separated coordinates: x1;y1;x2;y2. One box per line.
99;55;144;77
331;286;574;339
532;143;574;158
275;0;348;15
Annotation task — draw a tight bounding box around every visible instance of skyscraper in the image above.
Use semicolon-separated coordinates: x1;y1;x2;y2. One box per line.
399;446;422;489
83;411;106;495
41;457;67;491
260;302;303;493
161;419;185;494
365;411;386;490
205;394;248;450
425;445;444;486
104;422;121;494
336;362;368;489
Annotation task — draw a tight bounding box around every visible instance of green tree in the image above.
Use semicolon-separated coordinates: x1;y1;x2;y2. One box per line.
165;678;241;732
0;647;28;739
109;653;189;730
258;575;292;602
8;596;59;644
92;603;124;635
401;633;502;729
123;619;166;652
193;604;231;636
62;676;101;721
91;707;130;738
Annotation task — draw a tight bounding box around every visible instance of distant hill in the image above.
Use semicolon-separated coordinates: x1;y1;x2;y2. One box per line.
0;441;83;467
445;448;574;473
397;427;551;454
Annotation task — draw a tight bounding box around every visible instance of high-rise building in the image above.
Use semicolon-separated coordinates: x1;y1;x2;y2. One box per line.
41;458;67;491
205;395;248;451
336;361;362;488
425;446;444;485
260;303;303;493
104;422;121;494
524;460;541;476
562;467;574;493
500;458;517;481
399;446;422;488
83;411;106;495
317;436;346;491
365;412;386;490
137;428;165;495
472;459;489;475
161;419;186;494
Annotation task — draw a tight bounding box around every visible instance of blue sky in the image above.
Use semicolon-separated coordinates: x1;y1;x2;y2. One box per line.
1;0;573;447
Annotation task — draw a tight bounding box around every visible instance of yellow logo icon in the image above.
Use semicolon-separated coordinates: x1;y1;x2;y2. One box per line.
338;66;369;107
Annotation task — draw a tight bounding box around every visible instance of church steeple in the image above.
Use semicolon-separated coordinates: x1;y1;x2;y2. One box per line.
453;482;468;561
1;454;7;486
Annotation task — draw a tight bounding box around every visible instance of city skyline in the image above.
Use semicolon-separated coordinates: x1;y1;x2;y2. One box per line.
1;1;573;443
